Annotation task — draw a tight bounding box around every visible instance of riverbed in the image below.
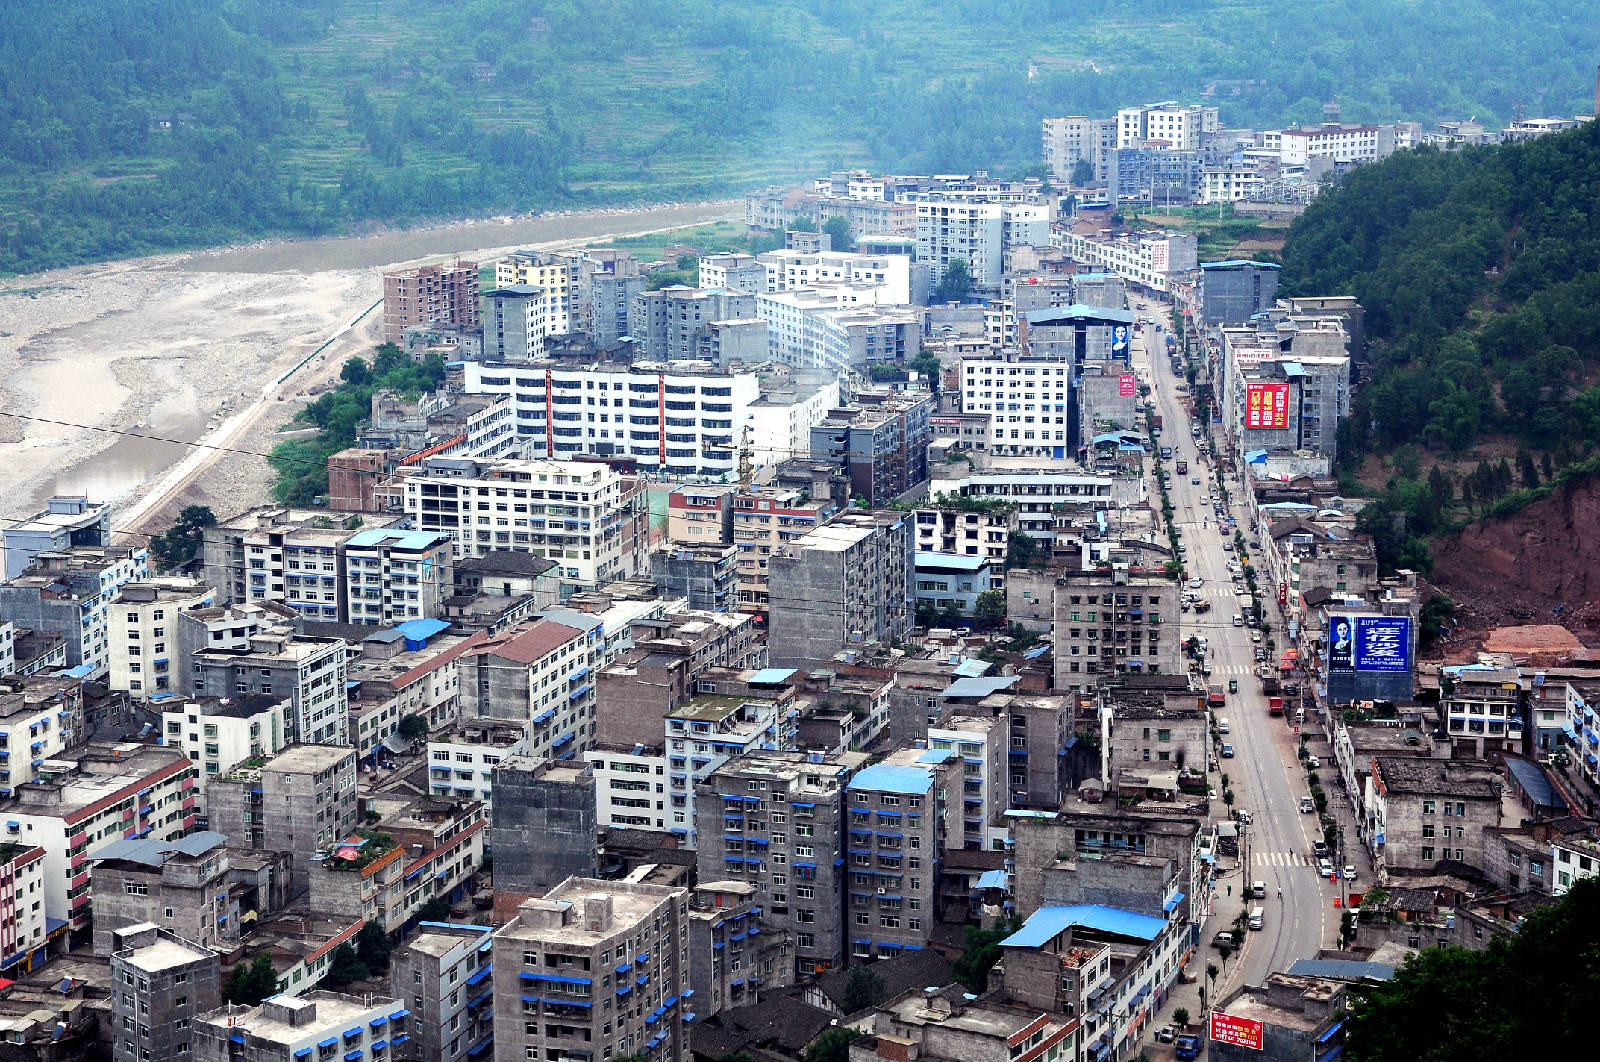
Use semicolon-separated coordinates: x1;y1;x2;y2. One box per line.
0;200;739;519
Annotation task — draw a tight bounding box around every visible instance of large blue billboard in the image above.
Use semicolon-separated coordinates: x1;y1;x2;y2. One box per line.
1354;616;1411;673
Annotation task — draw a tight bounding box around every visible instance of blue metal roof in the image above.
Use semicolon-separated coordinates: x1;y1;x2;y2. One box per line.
748;667;798;685
916;748;958;765
952;658;992;678
1201;260;1281;270
848;764;934;795
1024;304;1136;326
1282;362;1305;378
976;869;1009;890
915;552;991;572
1286;958;1395;982
941;676;1019;699
1001;905;1167;947
1504;758;1564;810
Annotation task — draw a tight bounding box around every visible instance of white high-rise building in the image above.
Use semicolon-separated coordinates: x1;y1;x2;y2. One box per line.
916;199;1048;290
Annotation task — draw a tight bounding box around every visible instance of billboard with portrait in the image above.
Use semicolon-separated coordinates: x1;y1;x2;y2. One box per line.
1329;615;1412;674
1245;382;1290;430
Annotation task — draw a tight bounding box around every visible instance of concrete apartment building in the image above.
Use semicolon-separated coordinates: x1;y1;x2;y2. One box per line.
916;197;1049;291
342;528;455;626
766;512;913;670
629;285;759;362
928;469;1117;554
457;357;761;479
481;283;553;361
688;879;794;1017
1224;353;1352;463
731;486;839;614
1043;115;1117;183
1209;974;1349;1062
190;626;348;745
665;485;735;546
0;743;196;933
856;989;1073;1062
90;830;234;956
653;543;738;612
1116;102;1221;150
808;392;934;507
108;578;215;699
664;672;799;843
1438;664;1525;758
201;506;404;617
697;252;767;293
753;248;916;304
195;992;408;1062
844;762;941;959
591;271;647;346
0;672;85;792
0;545;150;677
1369;757;1503;875
109;923;221;1062
495;250;579;334
489;757;597;895
755;288;920;375
159;695;289;802
928;716;1008;851
206;744;358;895
2;495;110;582
1051;571;1180;684
383;260;479;342
427;719;526;809
1102;693;1209;789
0;842;48;977
491;878;690;1062
584;742;668;833
457;617;598;762
389;921;495;1062
1055;228;1198;293
306;797;484;936
1200;260;1282;326
911;506;1012;562
403;456;650;596
694;750;858;976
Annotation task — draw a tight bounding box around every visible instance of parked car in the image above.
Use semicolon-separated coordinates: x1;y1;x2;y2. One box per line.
1212;931;1235;948
1344;865;1358;881
1220;743;1235;758
1307;755;1320;768
1300;797;1315;813
1318;859;1334;878
1157;1026;1176;1043
1313;840;1329;857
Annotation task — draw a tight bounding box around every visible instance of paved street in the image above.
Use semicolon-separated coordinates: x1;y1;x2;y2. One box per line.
1127;305;1372;1048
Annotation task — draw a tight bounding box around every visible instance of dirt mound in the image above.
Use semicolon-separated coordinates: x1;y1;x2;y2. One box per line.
1431;474;1600;638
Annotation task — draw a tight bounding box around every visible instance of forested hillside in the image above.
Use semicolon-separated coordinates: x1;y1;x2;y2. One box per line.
2;0;1598;274
1278;119;1600;572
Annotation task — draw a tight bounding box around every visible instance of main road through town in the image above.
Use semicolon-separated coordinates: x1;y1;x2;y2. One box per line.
1130;310;1335;1002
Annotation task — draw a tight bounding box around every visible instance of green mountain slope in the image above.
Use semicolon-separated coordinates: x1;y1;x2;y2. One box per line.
2;0;1598;273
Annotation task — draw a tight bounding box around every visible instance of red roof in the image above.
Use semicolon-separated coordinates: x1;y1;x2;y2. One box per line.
473;619;584;664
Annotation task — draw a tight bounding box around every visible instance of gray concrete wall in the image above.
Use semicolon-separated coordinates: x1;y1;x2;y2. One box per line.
490;763;597;894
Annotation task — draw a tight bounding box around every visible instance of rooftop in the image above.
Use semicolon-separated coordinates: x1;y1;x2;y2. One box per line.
471;618;584;664
201;991;400;1043
92;831;228;868
1001;904;1168;947
117;934;212;974
849;764;934;795
1374;757;1500;798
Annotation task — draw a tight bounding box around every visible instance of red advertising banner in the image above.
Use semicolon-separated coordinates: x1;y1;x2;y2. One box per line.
1119;374;1137;397
1211;1012;1265;1051
1245;383;1290;430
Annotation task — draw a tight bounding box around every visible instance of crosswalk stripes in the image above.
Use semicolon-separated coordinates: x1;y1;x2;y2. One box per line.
1253;851;1309;867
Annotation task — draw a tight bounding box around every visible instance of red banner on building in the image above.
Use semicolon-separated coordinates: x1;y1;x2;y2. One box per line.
1211;1012;1265;1051
1245;382;1290;430
1119;374;1137;397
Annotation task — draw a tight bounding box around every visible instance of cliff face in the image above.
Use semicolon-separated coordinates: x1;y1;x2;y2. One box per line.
1430;475;1600;634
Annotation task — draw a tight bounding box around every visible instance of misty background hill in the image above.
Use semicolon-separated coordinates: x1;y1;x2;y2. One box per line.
2;0;1597;273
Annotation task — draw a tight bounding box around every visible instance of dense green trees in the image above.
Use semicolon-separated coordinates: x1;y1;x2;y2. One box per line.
5;1;1598;274
1283;121;1600;459
1345;877;1600;1062
149;505;218;572
223;954;281;1006
269;342;445;505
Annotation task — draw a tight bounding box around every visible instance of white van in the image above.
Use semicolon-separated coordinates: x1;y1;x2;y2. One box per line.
1217;718;1230;734
1248;907;1264;930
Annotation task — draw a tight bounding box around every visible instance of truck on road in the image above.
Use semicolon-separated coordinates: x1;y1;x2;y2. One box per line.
1192;597;1211;613
1268;695;1284;715
1176;459;1188;474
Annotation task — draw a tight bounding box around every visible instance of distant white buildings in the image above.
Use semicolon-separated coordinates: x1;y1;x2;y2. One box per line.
917;198;1049;290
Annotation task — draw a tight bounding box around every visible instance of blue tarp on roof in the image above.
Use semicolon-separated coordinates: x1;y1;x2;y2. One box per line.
1504;758;1564;811
1001;905;1167;948
941;676;1019;699
976;869;1009;890
1245;449;1268;463
1286;959;1395;982
1283;362;1306;378
917;748;958;765
747;667;798;685
395;617;450;643
952;658;992;678
848;764;934;795
346;528;450;551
